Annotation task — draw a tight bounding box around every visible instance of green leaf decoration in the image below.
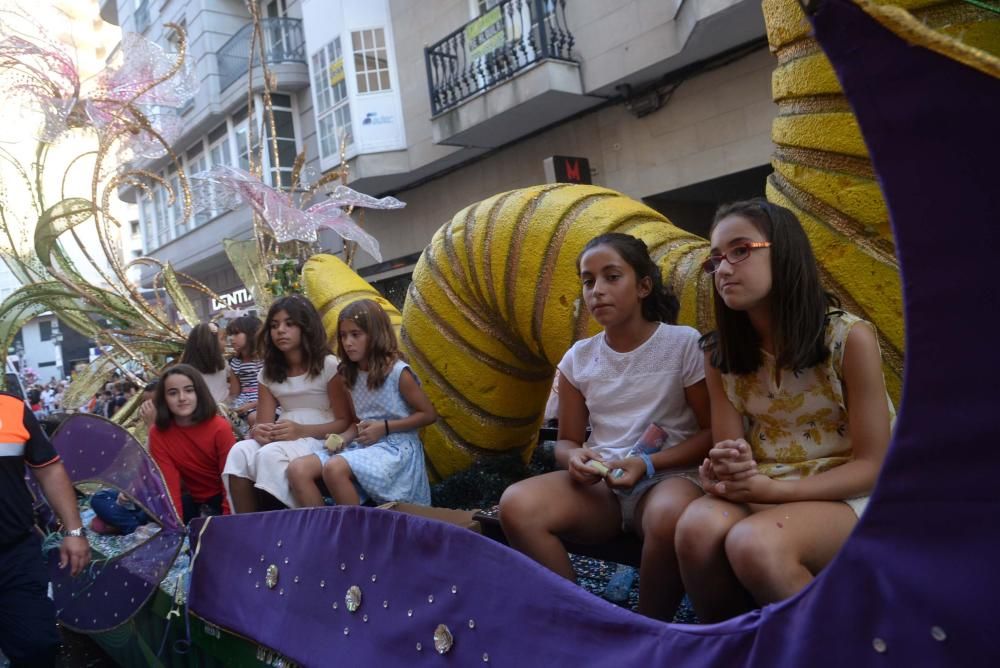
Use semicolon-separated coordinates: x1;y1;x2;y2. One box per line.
111;389;144;426
161;263;201;328
0;299;50;391
61;355;118;411
224;238;272;313
34;198;94;272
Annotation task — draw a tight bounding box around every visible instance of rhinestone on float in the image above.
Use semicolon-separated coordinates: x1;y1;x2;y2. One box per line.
345;585;362;612
468;619;476;629
872;638;887;653
433;624;454;654
931;626;947;642
265;565;279;589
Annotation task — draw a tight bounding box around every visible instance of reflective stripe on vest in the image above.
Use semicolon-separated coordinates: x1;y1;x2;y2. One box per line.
0;442;26;457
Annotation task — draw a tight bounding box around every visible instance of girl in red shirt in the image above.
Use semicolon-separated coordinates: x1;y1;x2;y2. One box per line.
149;364;236;522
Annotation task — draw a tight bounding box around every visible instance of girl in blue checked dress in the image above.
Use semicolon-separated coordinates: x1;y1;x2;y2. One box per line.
288;299;436;506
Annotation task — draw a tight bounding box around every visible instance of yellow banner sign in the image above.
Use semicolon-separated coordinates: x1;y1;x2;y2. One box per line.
329;57;345;87
465;6;505;61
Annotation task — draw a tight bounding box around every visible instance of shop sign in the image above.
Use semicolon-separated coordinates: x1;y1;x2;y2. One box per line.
212;288;254;312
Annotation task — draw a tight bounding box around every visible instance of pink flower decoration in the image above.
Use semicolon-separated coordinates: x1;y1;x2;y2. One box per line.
191;165;403;262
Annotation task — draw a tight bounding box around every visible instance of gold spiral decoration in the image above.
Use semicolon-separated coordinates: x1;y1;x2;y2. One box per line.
401;184;707;480
763;0;1000;403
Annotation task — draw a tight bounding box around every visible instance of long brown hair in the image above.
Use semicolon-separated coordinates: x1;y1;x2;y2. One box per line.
225;314;262;360
180;324;226;374
700;198;839;374
337;299;399;390
260;296;330;384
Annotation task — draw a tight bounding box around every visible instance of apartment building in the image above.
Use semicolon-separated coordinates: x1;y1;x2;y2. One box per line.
102;0;774;314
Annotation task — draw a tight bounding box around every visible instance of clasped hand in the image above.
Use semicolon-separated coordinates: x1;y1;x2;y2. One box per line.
355;420;387;446
699;439;775;503
253;420;304;444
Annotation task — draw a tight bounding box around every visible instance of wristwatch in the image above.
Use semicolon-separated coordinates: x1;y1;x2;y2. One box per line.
63;526;87;538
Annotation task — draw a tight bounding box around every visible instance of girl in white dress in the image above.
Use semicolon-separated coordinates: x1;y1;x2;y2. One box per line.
222;296;352;512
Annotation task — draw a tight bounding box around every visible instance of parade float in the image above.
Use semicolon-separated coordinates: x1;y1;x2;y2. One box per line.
0;0;998;665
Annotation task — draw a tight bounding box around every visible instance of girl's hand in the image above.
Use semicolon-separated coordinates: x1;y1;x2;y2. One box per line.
270;420;304;441
567;447;604;485
603;457;645;490
139;399;155;427
253;422;274;445
709;439;755;481
707;472;779;504
355;420;386;446
116;492;129;506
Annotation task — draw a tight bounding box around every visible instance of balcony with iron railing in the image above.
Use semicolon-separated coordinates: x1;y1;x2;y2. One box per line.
424;0;600;148
217;18;307;93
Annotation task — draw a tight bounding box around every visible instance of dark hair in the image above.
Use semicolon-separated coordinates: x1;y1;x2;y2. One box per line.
577;233;680;324
154;364;218;430
337;299;400;390
225;315;263;359
699;198;838;374
260;296;330;384
180;324;226;374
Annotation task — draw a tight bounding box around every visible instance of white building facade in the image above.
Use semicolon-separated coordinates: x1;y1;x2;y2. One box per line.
103;0;776;312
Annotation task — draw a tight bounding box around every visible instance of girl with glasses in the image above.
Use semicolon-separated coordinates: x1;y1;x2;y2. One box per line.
499;233;713;621
677;198;894;622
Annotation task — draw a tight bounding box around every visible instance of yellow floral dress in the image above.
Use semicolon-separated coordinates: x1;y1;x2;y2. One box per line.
721;311;895;484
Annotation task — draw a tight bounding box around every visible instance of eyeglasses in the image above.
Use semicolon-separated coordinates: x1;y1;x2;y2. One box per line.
701;241;772;274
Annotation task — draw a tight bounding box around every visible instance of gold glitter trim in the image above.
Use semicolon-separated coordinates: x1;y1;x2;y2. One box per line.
317;289;380;319
773;145;876;179
768;171;898;269
777;96;853;116
421;253;541;363
531;194;612;361
817;265;904;376
775;37;821;65
503;186;566;329
405;285;551;381
400;328;541;429
481;190;520;316
854;0;1000;80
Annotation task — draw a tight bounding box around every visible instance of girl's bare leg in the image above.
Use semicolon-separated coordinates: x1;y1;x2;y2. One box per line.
322;456;360;506
631;477;703;621
675;495;753;622
725;501;857;605
288;456;325;508
499;471;621;581
228;476;258;514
